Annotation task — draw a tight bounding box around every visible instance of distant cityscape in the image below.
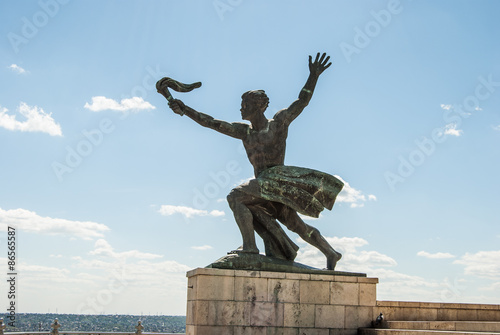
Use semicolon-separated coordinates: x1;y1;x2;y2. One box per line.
3;314;186;334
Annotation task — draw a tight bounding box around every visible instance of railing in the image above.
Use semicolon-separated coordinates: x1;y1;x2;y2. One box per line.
0;319;185;335
3;333;183;335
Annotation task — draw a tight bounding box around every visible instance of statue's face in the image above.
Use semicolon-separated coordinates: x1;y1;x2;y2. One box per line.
240;98;264;121
240;99;253;120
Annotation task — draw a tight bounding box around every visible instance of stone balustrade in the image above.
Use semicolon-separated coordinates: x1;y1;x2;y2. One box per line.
0;319;184;335
2;332;183;335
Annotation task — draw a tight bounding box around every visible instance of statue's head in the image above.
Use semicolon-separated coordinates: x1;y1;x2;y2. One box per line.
241;90;269;120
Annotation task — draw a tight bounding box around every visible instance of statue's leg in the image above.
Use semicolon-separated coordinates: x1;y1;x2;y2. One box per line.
278;207;342;270
249;204;299;261
226;181;263;254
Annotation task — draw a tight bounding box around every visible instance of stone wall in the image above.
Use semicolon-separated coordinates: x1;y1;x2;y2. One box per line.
186;268;378;335
374;300;500;322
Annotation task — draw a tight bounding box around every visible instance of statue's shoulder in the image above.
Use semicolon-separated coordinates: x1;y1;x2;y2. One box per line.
231;121;250;132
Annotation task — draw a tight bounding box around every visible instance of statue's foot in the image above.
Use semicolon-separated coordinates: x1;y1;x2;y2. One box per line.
228;245;260;255
326;251;342;270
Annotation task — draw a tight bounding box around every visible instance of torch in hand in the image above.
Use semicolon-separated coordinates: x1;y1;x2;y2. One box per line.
156;77;202;102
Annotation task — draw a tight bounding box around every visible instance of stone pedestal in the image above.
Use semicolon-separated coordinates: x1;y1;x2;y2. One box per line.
186;267;378;335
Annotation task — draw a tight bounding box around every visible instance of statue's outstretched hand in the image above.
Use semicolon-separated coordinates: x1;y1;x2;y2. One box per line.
309;52;332;77
168;99;186;115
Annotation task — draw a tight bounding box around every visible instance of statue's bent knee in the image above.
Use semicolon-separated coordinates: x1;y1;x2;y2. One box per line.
226;188;240;209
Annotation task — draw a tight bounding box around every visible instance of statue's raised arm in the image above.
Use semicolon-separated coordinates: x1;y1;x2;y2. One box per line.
274;52;332;125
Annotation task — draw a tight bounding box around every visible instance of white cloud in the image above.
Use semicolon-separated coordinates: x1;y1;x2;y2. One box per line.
0;102;62;136
294;235;472;303
440;104;472;117
234;176;253;187
84;96;155;112
16;263;94;286
2;238;192;314
479;281;500;291
0;208;110;240
191;245;213;250
89;239;163;259
335;176;377;208
373;268;458;303
454;250;500;280
299;213;322;221
350;203;364;208
293;236;470;302
158;205;225;218
295;236;397;271
444;123;463;137
493;125;500;131
417;251;455;259
8;64;28;74
372;268;429;283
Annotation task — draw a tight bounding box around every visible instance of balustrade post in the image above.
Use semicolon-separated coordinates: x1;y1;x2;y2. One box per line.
134;321;144;335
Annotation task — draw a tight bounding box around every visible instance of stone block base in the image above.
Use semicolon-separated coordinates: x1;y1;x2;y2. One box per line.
186;267;378;335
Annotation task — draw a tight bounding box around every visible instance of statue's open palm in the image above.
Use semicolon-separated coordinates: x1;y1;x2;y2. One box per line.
309;52;332;77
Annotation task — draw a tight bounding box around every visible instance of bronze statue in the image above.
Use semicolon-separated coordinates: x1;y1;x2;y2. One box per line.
157;53;344;270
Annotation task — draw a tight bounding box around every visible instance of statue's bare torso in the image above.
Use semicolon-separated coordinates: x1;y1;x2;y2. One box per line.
240;119;288;176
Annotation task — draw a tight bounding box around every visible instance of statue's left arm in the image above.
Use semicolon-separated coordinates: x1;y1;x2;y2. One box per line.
274;53;332;125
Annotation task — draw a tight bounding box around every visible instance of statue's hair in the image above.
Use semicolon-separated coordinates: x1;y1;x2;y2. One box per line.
241;90;269;110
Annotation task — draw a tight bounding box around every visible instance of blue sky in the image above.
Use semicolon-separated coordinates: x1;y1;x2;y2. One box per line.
1;0;499;316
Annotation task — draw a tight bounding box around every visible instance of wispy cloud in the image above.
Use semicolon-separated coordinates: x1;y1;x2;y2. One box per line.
454;250;500;280
8;64;28;74
444;123;463;137
16;262;92;286
89;239;163;259
294;235;471;303
234;176;253;187
299;213;322;221
191;245;213;251
417;251;456;259
440;104;473;116
158;205;225;218
479;282;500;292
84;96;155;112
0;207;110;240
11;237;192;314
0;103;62;136
295;236;397;271
493;125;500;131
335;176;376;208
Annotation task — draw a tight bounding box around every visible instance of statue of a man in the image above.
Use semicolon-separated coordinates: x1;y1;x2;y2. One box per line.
158;53;344;270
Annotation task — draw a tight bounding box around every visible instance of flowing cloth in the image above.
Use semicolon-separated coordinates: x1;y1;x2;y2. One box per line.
234;165;344;261
238;165;344;218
